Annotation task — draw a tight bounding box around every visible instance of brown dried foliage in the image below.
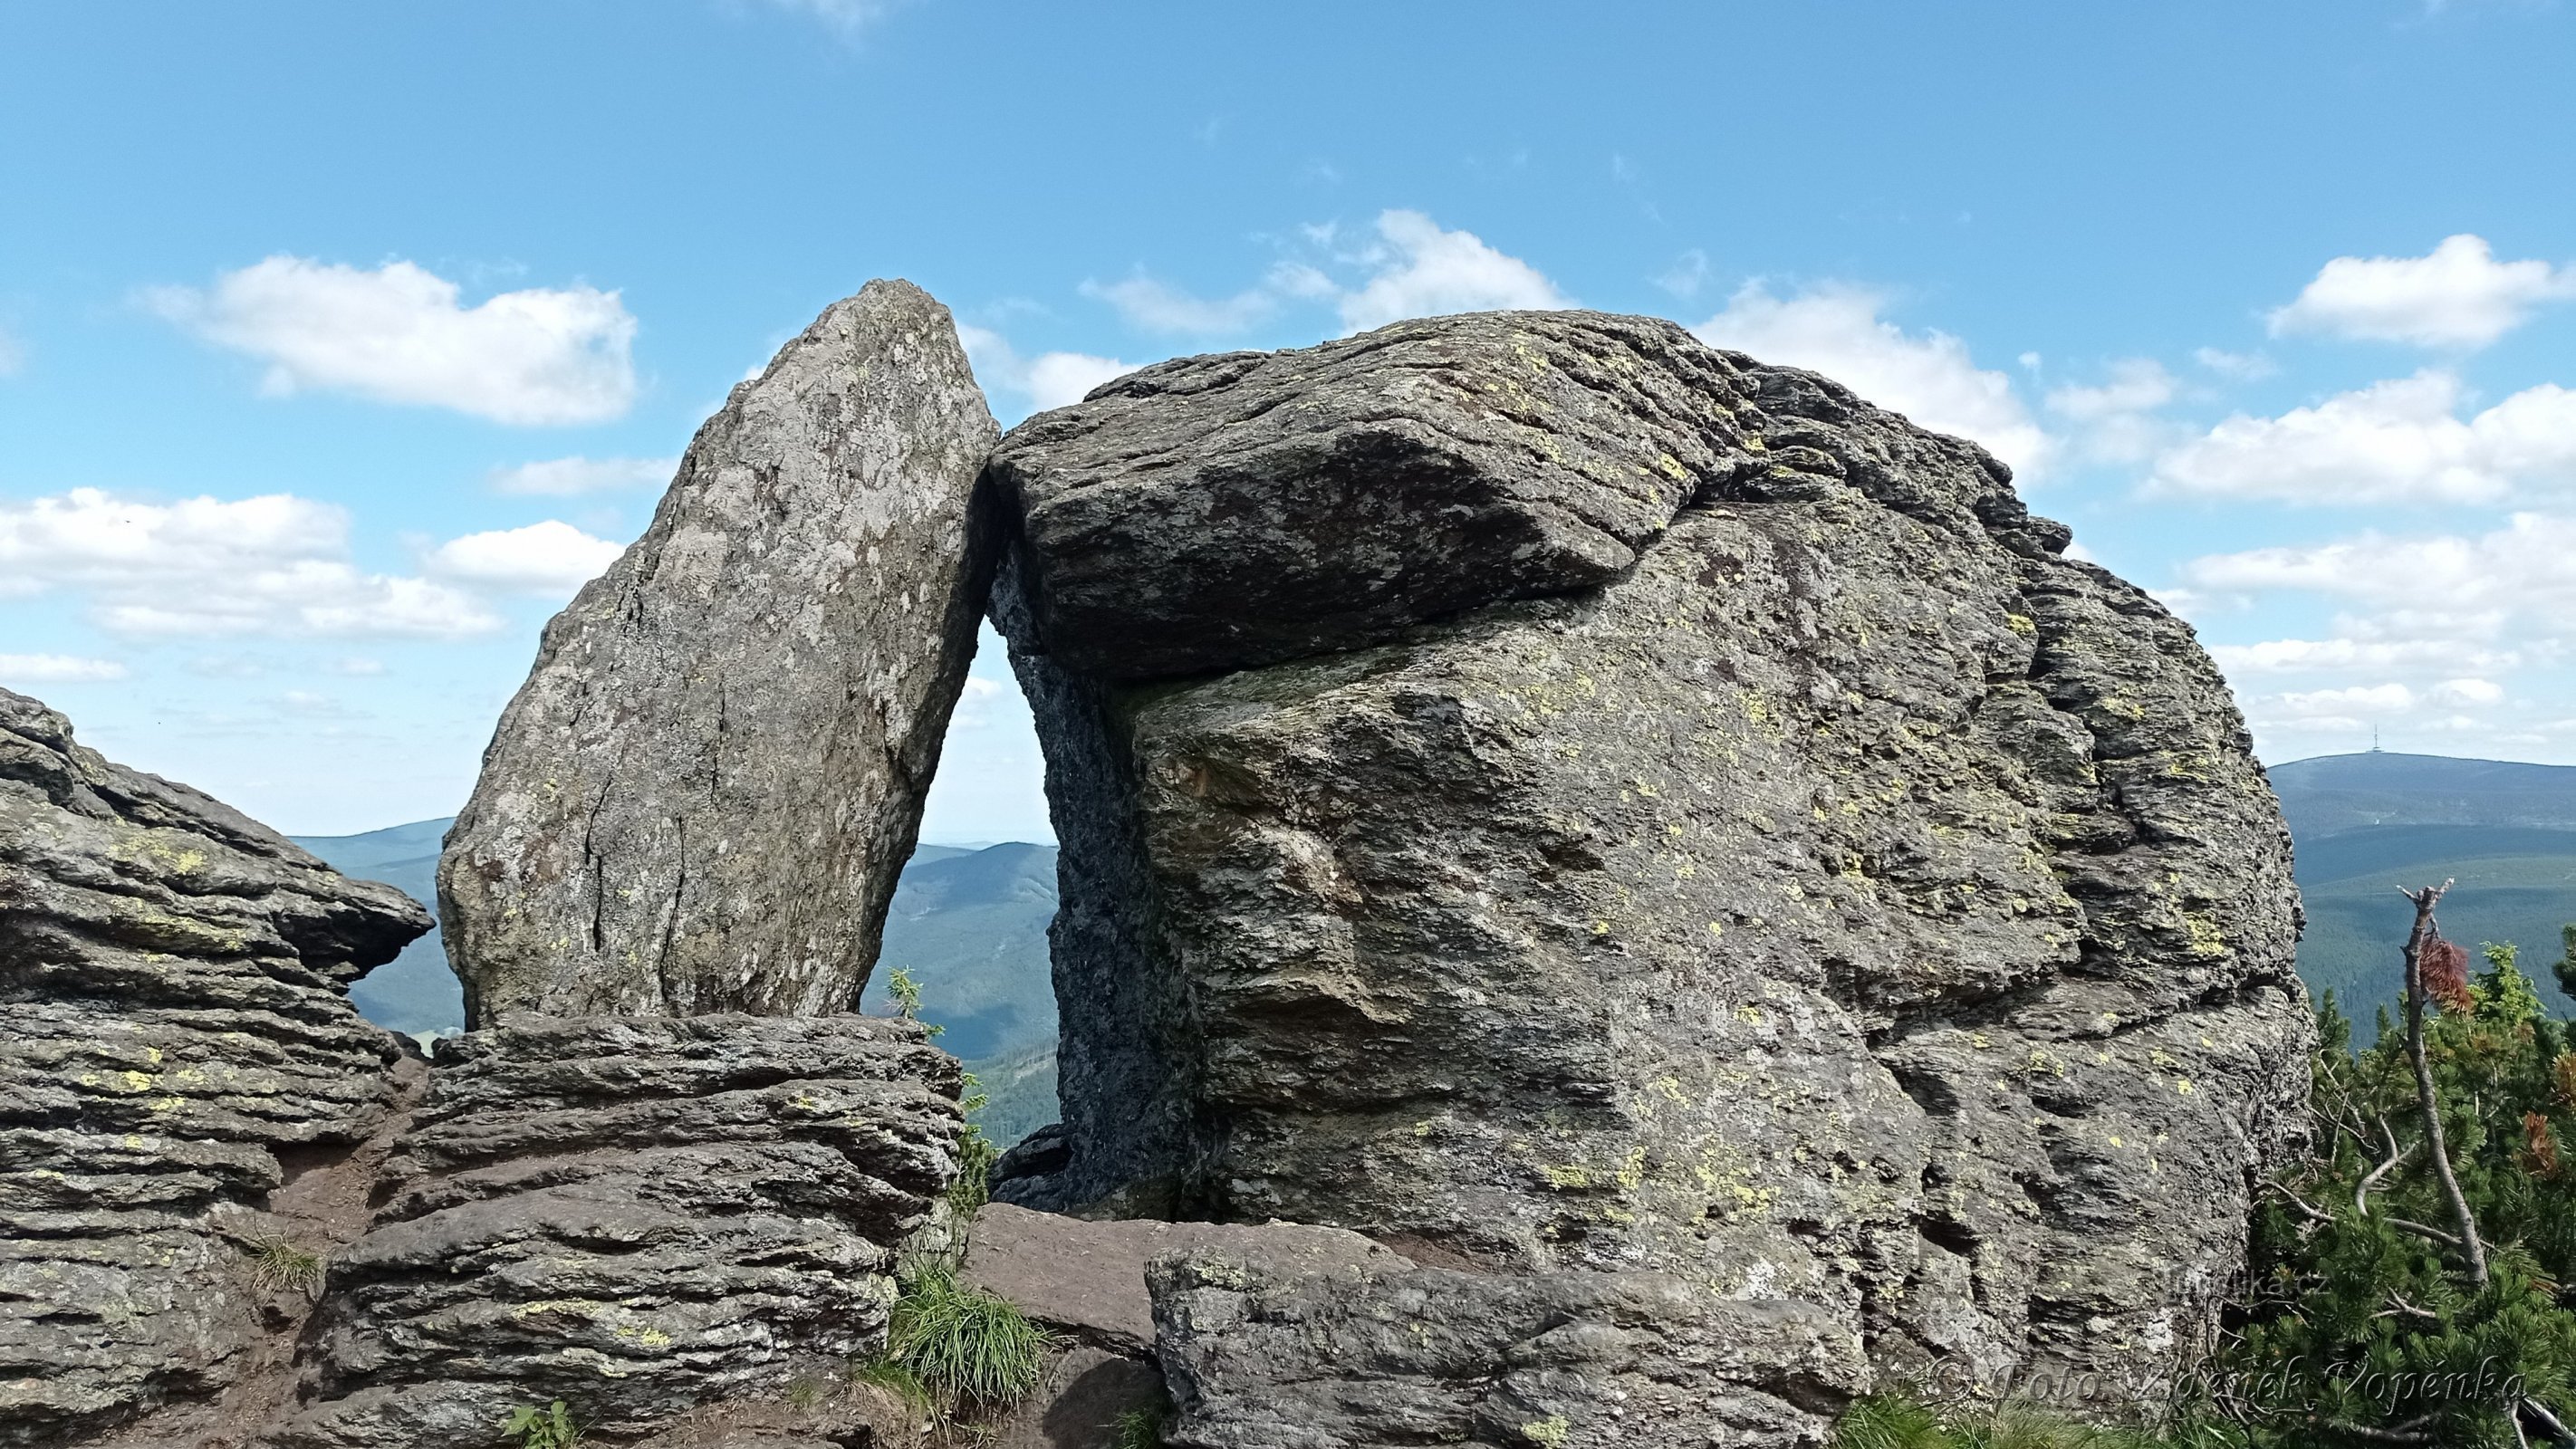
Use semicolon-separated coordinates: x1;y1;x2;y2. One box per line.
2524;1112;2564;1181
2421;937;2475;1014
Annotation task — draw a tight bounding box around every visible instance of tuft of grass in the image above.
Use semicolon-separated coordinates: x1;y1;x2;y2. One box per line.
848;1358;936;1413
1111;1404;1168;1449
784;1375;830;1412
883;1267;1055;1407
245;1233;326;1299
502;1400;583;1449
1833;1395;2228;1449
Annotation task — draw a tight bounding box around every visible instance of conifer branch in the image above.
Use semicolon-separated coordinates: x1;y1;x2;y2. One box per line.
2398;879;2490;1288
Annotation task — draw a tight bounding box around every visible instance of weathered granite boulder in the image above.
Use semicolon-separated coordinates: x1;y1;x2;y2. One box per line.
0;688;428;1446
1149;1246;1864;1447
261;1013;963;1448
987;311;2313;1404
441;278;1000;1024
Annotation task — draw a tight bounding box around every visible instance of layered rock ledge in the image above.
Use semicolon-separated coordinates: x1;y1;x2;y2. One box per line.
0;688;428;1445
261;1013;963;1448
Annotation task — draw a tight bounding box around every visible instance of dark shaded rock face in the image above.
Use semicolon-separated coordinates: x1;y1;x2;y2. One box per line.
987;311;2312;1412
262;1013;962;1448
988;314;1735;680
441;278;999;1025
0;688;428;1445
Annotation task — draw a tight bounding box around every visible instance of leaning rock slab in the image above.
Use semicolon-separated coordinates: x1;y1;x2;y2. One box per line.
259;1014;961;1449
441;279;999;1023
1149;1245;1863;1448
0;688;427;1446
991;312;2312;1402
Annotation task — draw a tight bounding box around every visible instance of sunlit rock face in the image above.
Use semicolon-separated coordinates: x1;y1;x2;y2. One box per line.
440;278;999;1025
986;310;2313;1415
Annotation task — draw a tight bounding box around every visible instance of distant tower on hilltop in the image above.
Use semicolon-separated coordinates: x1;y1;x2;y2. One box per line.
2370;725;2383;753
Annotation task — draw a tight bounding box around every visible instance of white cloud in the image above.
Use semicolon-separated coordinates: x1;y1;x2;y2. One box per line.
2268;234;2576;350
2194;346;2275;380
0;653;128;684
2184;512;2576;618
2267;682;2417;719
1655;249;1712;300
489;456;677;496
1337;210;1571;333
426;520;624;598
145;256;638;425
2046;359;2177;422
0;488;501;639
2147;371;2576;504
2209;638;2523;676
1081;275;1275;336
2046;359;2184;465
1696;282;2052;479
2435;677;2505;705
762;0;903;32
957;324;1137;413
0;325;23;377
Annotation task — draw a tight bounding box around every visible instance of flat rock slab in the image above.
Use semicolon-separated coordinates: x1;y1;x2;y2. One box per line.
260;1014;963;1449
962;1202;1402;1354
441;278;998;1022
1149;1248;1863;1449
0;687;426;1446
987;310;1754;679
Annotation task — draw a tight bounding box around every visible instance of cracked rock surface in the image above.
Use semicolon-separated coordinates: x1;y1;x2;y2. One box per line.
1149;1245;1864;1448
441;278;999;1023
990;310;2313;1413
0;688;427;1446
260;1013;963;1449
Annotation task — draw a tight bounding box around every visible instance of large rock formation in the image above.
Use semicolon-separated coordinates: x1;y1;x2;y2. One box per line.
441;278;1000;1024
263;1014;963;1448
986;311;2313;1415
0;688;428;1445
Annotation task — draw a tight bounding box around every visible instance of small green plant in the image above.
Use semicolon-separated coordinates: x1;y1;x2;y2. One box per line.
1111;1403;1169;1449
946;1072;1000;1216
784;1375;830;1412
245;1233;325;1298
1520;1414;1571;1447
882;1267;1055;1407
887;966;923;1019
501;1400;582;1449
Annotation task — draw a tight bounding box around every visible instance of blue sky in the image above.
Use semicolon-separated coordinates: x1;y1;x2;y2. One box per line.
4;1;2573;840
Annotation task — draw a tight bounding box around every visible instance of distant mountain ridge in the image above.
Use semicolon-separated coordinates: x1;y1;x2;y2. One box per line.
2271;752;2576;1019
291;819;456;1035
2272;751;2576;837
292;820;1062;1133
